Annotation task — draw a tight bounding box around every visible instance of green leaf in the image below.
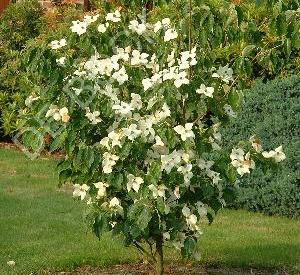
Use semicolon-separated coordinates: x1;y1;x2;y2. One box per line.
276;14;287;36
128;203;152;231
242;45;256;57
284;38;292;58
146;161;162;185
93;213;108;239
182;237;197;259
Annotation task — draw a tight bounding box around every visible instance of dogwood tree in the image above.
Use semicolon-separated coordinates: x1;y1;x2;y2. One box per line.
21;7;285;275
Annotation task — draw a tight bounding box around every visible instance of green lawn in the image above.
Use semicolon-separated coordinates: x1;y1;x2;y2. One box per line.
0;148;299;274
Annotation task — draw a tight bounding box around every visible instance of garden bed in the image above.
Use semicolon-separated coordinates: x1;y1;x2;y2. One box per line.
46;264;290;275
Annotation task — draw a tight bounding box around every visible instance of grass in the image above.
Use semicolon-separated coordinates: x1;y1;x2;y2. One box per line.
0;148;299;274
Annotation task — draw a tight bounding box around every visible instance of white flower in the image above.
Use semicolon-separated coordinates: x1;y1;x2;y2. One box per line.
177;164;193;186
166;50;176;68
182;205;191;217
163;232;170;241
84;14;99;25
174;71;189;88
94;182;109;198
112;66;128;85
102;152;119;174
70;20;88;36
161;150;182;173
7;261;15;267
164;28;178;42
100;137;110;150
130;93;143;110
98;23;108;33
206;169;221;185
122;124;142;141
196;84;214;98
48;107;70;123
139;119;155;138
142;78;153;91
162;18;171;27
73;184;90;200
56;57;66;66
112;101;134;116
154;135;165;147
59;107;70;123
174;186;180;199
131;50;149;66
129;20;147;35
127;174;144;192
45;105;58;118
179;47;197;70
186;214;198;231
108;131;122;148
230;148;245;161
230;149;255;176
109;197;121;208
85;108;102;124
153;21;162;33
249;136;262;153
198;158;214;170
25;95;39;107
262;146;286;162
106;10;121;22
116;47;130;61
212;65;234;83
224;104;237;118
174;123;194;141
148;184;168;198
50;38;67;50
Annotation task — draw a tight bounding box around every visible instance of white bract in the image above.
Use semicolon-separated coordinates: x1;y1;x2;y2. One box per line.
56;57;66;66
129;20;147;35
98;23;109;33
46;106;70;123
50;38;67;50
106;10;121;23
94;182;109;198
7;261;15;267
127;174;144;192
174;123;195;141
102;152;119;174
164;28;178;42
262;146;286;162
230;148;255;176
70;20;88;35
212;65;234;83
196;84;214;98
85;108;102;124
73;184;90;200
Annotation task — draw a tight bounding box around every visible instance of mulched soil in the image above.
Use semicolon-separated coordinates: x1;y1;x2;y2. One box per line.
0;141;18;150
43;264;292;275
0;141;64;159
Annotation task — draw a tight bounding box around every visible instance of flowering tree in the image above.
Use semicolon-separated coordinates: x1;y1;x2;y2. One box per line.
21;6;286;275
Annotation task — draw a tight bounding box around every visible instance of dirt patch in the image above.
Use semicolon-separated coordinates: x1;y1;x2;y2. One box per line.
43;264;292;275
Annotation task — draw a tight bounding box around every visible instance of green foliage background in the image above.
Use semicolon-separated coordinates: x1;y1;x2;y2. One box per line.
0;0;43;137
223;75;300;218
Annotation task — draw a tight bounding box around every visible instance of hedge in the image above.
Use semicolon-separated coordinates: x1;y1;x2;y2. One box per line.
223;75;300;218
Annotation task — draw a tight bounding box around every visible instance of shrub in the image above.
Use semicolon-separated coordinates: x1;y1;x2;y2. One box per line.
0;0;42;51
0;0;43;137
20;5;284;274
223;75;300;218
0;1;82;137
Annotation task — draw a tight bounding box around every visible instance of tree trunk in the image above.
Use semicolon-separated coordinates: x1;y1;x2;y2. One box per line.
155;236;164;275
